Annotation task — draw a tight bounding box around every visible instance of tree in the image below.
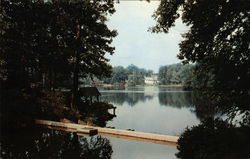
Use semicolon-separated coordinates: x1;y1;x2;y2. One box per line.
0;0;117;125
1;0;117;108
110;66;128;83
54;0;117;108
152;0;250;90
101;65;153;85
158;63;194;85
158;66;168;84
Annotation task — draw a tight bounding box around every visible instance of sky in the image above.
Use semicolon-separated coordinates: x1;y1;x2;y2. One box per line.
106;1;188;73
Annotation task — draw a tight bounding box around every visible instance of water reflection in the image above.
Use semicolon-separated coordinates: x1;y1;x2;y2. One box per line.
100;86;200;136
108;136;177;159
101;86;193;108
158;91;195;108
101;92;153;106
0;128;113;159
176;91;250;159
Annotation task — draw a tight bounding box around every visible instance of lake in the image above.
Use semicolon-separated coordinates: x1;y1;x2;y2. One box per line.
98;86;201;159
100;86;200;136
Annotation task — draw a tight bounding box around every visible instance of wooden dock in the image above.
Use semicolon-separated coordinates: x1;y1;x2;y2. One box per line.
35;120;179;146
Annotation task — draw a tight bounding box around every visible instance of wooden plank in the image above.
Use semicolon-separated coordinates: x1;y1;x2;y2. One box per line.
35;120;179;145
77;127;98;136
99;132;177;146
36;120;97;135
95;127;179;143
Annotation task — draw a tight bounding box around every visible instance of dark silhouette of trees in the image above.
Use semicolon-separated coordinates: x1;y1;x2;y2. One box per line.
152;1;250;158
1;128;113;159
152;0;250;90
0;0;117;126
0;0;116;106
176;118;250;159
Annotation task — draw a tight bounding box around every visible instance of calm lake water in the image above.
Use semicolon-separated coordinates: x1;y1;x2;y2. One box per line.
98;86;201;159
100;86;200;135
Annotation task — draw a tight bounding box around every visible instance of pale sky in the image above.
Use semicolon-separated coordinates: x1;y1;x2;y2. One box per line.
107;1;188;72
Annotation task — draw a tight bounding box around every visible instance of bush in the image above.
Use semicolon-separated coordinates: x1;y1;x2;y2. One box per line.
176;118;250;159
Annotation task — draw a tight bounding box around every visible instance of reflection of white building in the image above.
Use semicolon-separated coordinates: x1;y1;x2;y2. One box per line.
144;75;159;85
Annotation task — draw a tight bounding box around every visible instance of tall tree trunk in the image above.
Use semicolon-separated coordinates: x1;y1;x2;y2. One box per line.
71;24;81;109
53;71;57;91
71;51;80;109
49;68;52;90
42;73;46;88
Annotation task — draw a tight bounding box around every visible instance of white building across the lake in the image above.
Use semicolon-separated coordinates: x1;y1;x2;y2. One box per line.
144;75;159;85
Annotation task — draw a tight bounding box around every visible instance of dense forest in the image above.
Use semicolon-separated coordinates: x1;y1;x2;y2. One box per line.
158;63;218;89
158;64;193;86
0;0;117;127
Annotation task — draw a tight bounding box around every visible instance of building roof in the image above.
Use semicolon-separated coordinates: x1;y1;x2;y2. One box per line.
79;87;101;97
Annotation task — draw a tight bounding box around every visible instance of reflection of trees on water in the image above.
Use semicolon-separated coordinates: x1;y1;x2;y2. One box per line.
101;92;153;106
191;92;222;121
177;92;250;159
0;128;112;159
158;91;195;108
191;91;250;122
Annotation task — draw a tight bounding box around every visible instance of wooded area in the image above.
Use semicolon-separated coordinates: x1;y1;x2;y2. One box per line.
152;0;250;158
152;0;250;91
102;64;153;85
0;0;117;127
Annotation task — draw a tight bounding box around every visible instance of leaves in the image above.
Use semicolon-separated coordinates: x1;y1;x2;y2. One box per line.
1;0;117;89
152;0;250;90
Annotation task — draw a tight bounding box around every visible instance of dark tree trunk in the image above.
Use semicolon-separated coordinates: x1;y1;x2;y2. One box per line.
71;24;81;109
49;68;52;90
71;51;80;109
42;73;46;88
53;71;57;91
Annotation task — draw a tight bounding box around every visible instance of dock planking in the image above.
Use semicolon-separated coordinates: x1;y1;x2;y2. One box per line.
35;120;179;146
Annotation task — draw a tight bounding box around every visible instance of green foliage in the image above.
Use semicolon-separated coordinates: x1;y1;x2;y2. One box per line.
175;90;250;159
0;0;117;124
176;118;250;159
102;64;153;85
80;101;115;127
110;66;128;83
1;0;116;90
152;0;250;90
158;63;194;87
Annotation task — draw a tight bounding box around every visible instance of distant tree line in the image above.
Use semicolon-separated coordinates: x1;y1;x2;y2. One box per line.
102;63;214;89
159;63;226;89
102;64;153;85
158;63;193;86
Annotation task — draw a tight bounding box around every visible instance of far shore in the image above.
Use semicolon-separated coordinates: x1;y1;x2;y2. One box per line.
97;84;183;88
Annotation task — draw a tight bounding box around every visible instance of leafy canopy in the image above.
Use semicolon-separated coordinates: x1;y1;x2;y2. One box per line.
152;0;250;90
